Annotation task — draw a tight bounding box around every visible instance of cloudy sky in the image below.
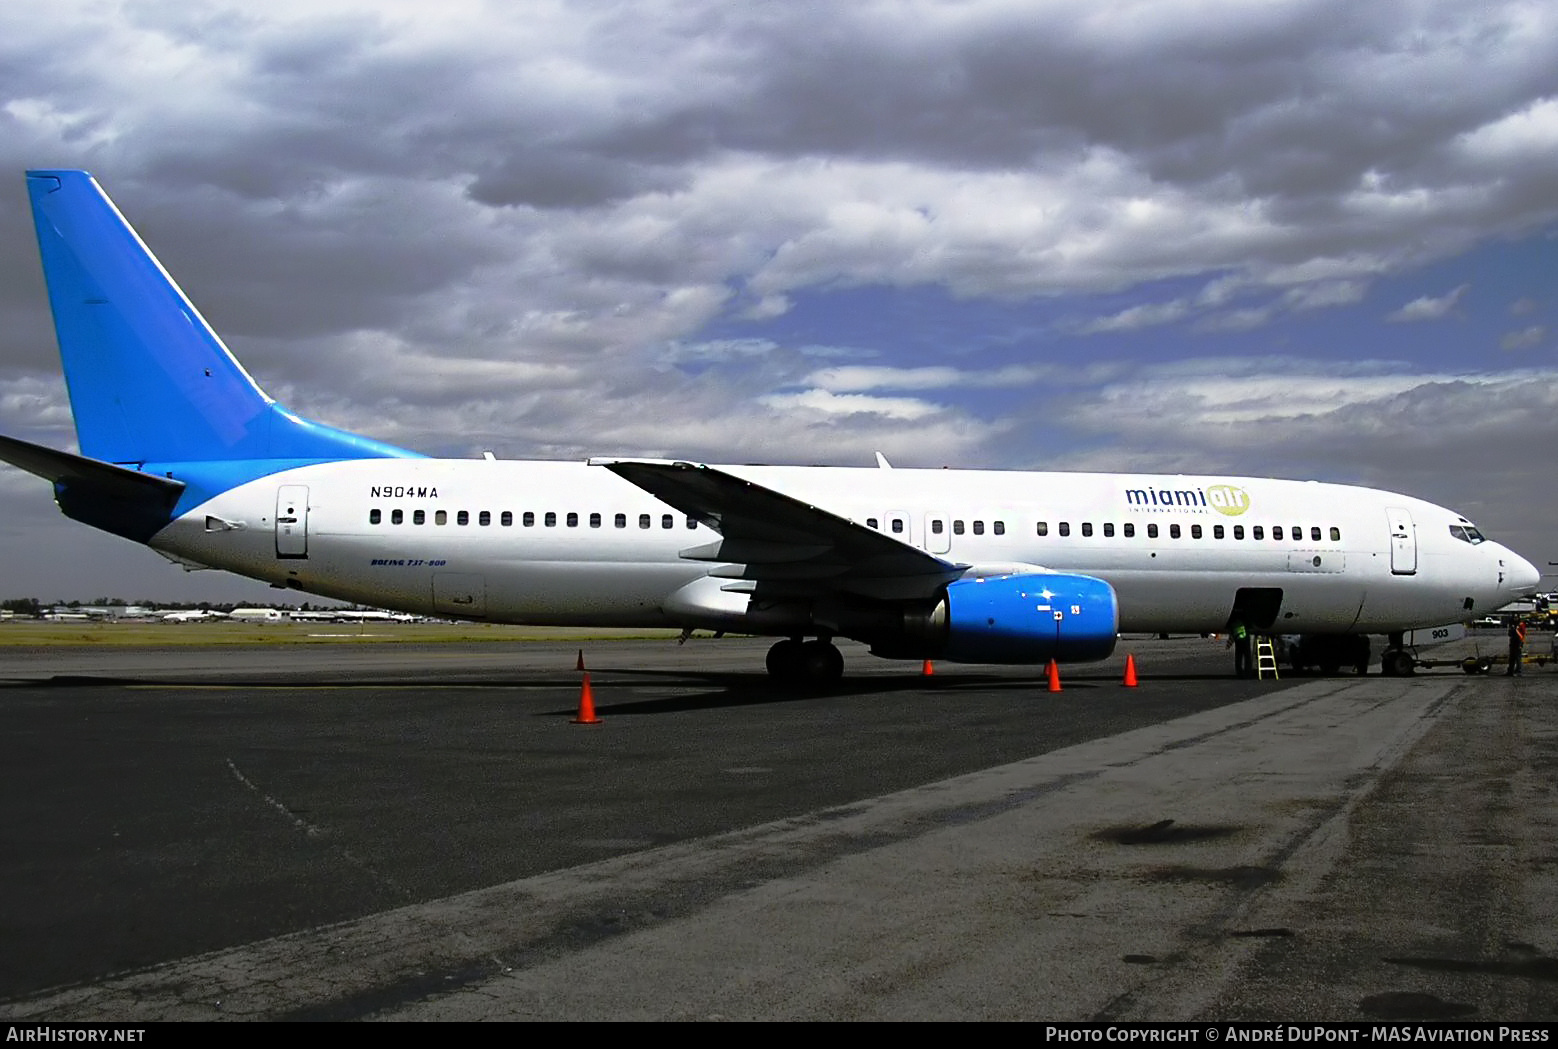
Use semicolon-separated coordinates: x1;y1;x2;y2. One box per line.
1;0;1556;601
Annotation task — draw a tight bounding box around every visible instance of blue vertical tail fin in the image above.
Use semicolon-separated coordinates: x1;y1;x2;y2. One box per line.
26;170;417;466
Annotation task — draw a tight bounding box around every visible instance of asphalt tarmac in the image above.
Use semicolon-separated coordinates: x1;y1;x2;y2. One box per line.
0;633;1552;1021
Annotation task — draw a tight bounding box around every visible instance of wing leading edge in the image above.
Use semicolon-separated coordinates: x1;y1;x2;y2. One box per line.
593;458;966;601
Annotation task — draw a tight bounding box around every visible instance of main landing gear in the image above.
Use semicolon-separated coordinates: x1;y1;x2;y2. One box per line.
765;636;844;687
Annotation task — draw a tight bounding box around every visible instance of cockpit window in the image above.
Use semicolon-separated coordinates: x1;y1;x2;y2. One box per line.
1449;524;1486;545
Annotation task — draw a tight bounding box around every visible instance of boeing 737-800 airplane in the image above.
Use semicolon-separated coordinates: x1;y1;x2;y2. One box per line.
0;170;1539;682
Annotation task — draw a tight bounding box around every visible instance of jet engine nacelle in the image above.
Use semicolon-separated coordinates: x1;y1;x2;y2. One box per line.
940;572;1119;664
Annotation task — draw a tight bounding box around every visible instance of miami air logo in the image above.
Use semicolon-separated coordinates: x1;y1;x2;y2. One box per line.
1206;484;1250;516
1125;483;1252;515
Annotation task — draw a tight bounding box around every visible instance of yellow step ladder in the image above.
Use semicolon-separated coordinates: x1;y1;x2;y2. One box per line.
1254;636;1280;680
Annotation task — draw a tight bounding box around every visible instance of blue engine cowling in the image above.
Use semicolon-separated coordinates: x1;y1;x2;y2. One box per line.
940;572;1119;664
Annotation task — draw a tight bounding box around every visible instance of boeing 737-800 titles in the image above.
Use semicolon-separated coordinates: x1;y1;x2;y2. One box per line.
0;171;1539;682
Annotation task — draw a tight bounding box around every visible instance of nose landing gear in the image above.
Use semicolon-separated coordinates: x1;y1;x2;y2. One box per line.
1379;632;1415;676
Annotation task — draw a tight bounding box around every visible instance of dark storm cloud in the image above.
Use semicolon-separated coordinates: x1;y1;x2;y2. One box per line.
7;2;1558;328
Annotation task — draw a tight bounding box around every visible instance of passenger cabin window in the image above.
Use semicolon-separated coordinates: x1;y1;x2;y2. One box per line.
1058;522;1071;537
589;512;601;528
1311;527;1322;542
502;511;513;526
615;513;626;528
867;518;879;530
566;512;578;527
1330;527;1341;541
953;520;965;535
391;509;403;525
1233;525;1244;540
1147;523;1158;539
1036;522;1048;536
545;512;556;527
1252;526;1264;540
457;511;469;526
1273;526;1283;540
1103;523;1114;537
413;510;426;525
640;514;651;529
369;509;381;524
973;521;985;535
931;520;944;535
1191;524;1202;539
435;510;447;525
662;514;674;529
1170;524;1181;539
1080;522;1092;537
478;511;490;526
1213;524;1224;539
1123;523;1134;538
891;519;903;534
993;521;1005;535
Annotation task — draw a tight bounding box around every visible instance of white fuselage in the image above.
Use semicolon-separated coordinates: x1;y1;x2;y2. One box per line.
151;459;1530;637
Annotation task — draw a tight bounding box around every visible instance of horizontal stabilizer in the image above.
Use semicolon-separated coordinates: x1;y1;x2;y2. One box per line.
0;433;184;542
0;433;183;499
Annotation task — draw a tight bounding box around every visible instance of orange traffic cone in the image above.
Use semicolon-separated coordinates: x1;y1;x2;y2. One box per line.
1046;658;1062;692
1123;653;1139;687
922;659;935;676
575;649;585;671
572;672;601;724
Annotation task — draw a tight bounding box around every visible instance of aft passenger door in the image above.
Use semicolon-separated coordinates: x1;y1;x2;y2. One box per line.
1386;507;1416;575
275;485;309;559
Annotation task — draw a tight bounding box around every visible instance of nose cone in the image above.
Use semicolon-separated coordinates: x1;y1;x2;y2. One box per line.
1504;549;1541;597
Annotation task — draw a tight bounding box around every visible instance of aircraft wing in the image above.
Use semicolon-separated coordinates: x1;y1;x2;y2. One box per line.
594;458;966;600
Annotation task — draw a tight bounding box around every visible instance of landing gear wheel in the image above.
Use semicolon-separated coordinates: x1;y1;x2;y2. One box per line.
766;638;844;688
798;639;844;684
766;638;804;682
1381;649;1415;677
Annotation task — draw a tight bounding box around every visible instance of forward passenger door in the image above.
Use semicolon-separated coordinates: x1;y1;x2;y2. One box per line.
1386;507;1416;575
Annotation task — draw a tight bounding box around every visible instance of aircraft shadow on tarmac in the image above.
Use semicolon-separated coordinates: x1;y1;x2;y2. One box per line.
576;665;1137;706
544;666;1288;716
2;666;1282;722
540;671;1057;716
